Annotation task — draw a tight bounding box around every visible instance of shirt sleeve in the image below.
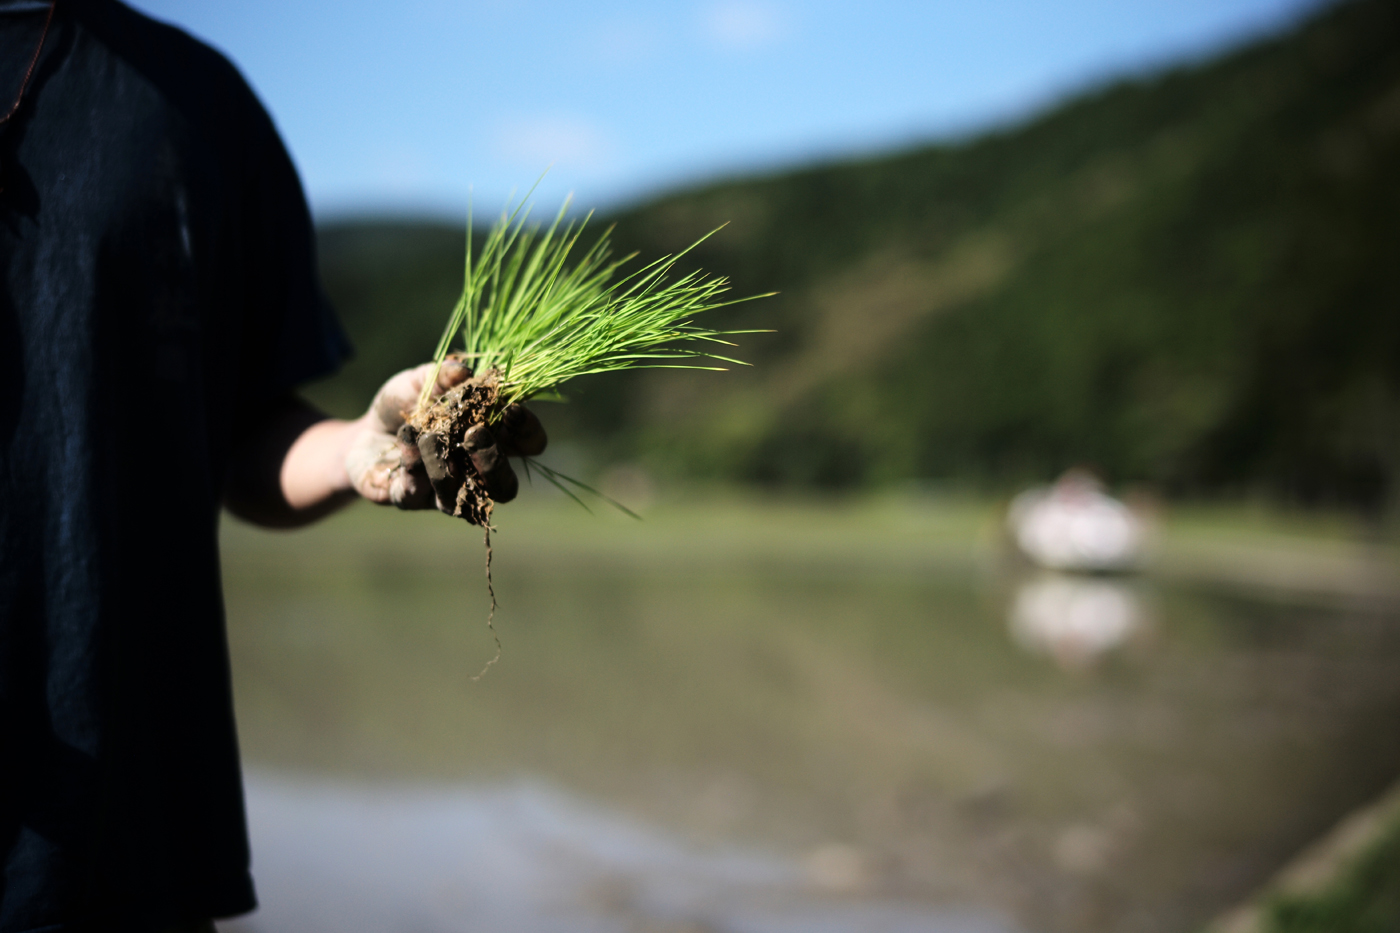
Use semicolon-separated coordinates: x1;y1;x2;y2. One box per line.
232;99;353;418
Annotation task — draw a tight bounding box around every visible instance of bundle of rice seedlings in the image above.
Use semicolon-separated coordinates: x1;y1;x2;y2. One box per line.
398;194;767;674
400;195;767;528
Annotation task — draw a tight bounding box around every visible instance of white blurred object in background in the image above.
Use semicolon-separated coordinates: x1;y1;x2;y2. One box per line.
1007;470;1145;572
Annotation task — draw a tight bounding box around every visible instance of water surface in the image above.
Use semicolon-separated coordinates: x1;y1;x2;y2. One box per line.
217;498;1400;933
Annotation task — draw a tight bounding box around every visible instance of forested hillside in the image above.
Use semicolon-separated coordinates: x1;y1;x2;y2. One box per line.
314;0;1400;509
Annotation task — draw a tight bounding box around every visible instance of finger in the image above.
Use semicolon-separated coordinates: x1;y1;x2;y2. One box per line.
345;432;400;505
369;364;434;434
416;427;465;513
495;403;547;457
434;355;472;395
463;423;519;503
389;460;435;510
367;359;475;435
392;423;445;511
396;424;423;470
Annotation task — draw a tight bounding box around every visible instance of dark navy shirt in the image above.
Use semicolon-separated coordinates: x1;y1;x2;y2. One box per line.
0;1;349;929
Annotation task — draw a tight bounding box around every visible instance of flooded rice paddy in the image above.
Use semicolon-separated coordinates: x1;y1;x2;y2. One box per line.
215;496;1400;933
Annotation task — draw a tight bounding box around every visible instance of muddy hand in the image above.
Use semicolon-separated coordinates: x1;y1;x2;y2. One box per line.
494;403;548;457
344;358;472;508
414;404;547;514
462;423;520;503
464;402;546;505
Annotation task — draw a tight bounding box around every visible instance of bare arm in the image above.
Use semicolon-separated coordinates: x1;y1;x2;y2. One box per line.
223;396;365;528
223;361;478;528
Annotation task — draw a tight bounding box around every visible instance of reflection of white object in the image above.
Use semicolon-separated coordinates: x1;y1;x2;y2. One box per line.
1010;575;1143;670
1007;472;1144;571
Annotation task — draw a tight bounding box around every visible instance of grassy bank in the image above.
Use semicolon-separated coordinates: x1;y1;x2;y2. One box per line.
1207;780;1400;933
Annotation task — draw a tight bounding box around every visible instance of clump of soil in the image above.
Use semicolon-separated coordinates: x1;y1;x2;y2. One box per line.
398;367;509;527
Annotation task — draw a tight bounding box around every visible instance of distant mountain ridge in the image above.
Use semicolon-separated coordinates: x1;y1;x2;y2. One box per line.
314;0;1400;509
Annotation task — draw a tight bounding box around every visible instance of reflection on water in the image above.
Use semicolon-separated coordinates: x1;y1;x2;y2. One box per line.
1009;574;1148;671
218;500;1400;933
220;773;1016;933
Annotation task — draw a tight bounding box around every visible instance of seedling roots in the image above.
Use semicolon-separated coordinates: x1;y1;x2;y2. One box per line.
400;366;516;677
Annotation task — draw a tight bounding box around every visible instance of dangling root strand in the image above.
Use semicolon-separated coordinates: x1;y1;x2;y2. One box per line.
470;508;502;681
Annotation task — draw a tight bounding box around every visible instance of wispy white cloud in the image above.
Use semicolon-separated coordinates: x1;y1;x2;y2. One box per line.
491;115;616;172
701;1;789;50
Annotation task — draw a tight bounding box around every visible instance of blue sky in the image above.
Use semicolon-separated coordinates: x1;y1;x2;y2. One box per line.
129;0;1325;220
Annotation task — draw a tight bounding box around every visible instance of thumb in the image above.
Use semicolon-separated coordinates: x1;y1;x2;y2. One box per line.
367;358;473;433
